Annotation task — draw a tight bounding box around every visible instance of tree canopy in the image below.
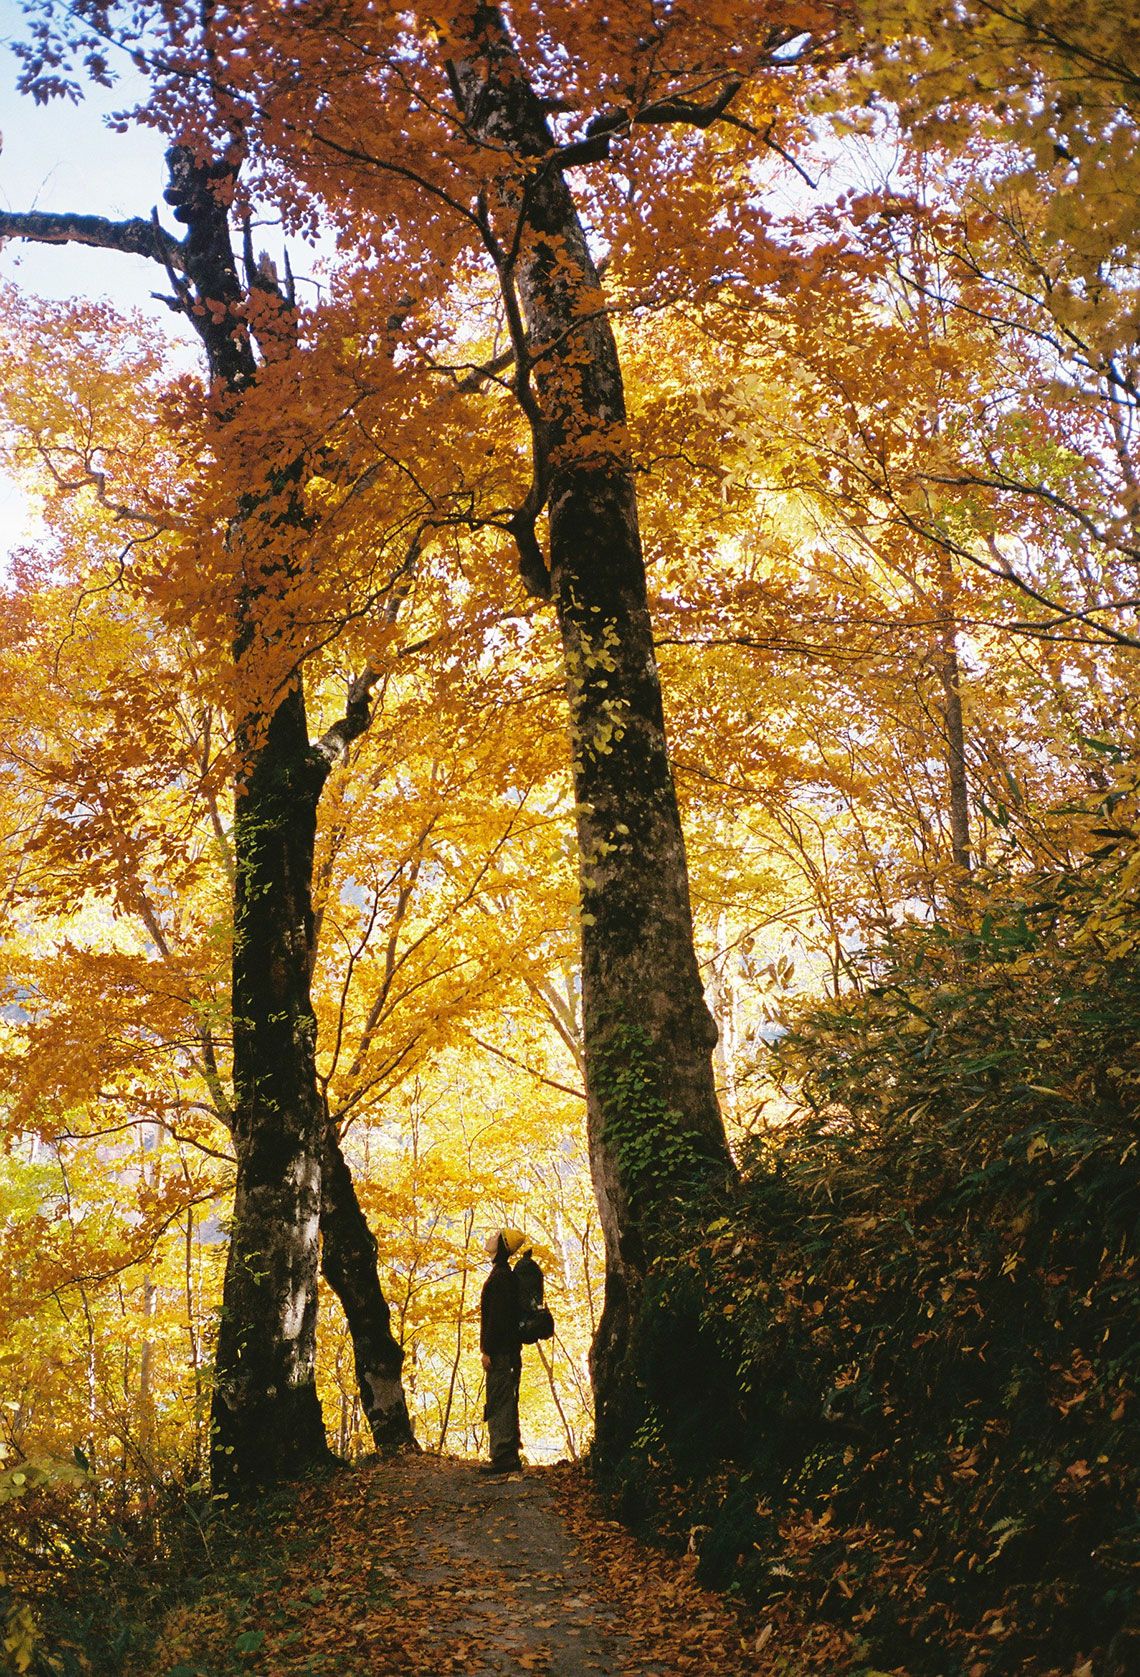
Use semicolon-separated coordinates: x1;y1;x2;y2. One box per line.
1;3;1138;1673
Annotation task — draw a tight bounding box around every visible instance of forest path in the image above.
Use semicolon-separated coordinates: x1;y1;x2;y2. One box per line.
148;1453;766;1676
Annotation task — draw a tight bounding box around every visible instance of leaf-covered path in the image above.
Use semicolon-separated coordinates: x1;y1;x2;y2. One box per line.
145;1454;770;1676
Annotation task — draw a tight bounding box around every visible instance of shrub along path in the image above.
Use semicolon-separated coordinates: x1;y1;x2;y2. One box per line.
136;1453;844;1677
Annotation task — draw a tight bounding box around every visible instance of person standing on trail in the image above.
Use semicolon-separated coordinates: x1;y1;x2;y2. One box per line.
480;1228;524;1474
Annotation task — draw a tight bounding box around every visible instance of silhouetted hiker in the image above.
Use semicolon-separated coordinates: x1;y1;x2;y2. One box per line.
480;1227;524;1474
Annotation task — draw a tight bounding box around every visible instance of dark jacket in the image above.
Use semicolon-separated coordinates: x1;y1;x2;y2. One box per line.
480;1257;521;1358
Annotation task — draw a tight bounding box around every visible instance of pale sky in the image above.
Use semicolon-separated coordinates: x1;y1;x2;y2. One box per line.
0;7;191;561
0;6;173;297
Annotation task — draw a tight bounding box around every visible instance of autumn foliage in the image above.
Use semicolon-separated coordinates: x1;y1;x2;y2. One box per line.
2;1;1140;1673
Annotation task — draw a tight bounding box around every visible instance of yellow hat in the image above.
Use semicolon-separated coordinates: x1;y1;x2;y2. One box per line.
484;1227;526;1258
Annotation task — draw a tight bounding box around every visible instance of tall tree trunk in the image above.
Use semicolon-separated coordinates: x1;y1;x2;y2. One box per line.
939;636;971;872
210;688;331;1487
164;147;417;1482
0;147;418;1487
935;552;971;876
447;5;735;1468
320;1122;415;1452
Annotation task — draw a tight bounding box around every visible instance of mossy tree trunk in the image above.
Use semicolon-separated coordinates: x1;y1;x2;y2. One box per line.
168;150;416;1485
214;676;416;1483
0;148;415;1490
158;149;335;1489
447;4;736;1468
212;687;331;1485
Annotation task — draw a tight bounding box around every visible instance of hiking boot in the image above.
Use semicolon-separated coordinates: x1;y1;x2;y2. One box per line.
479;1458;522;1475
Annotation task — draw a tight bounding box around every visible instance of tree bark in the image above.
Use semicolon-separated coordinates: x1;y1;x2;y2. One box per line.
935;552;971;876
320;1121;415;1452
446;5;735;1466
939;636;971;873
1;151;416;1488
211;687;331;1487
214;666;419;1481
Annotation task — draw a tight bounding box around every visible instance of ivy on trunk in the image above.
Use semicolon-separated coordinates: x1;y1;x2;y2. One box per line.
446;3;737;1467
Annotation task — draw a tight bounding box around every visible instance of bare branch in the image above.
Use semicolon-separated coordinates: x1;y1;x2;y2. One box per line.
585;78;744;145
467;1030;585;1101
0;207;186;269
312;665;383;771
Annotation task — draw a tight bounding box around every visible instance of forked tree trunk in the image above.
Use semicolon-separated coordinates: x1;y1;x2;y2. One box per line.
0;151;415;1490
215;673;419;1480
447;5;735;1467
165;150;416;1483
213;647;419;1475
213;681;419;1480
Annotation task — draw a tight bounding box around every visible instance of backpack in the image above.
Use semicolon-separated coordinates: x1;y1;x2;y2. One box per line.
514;1250;554;1344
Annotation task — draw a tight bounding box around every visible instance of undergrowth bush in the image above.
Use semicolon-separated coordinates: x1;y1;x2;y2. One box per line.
600;843;1140;1676
0;1448;341;1677
0;1455;221;1676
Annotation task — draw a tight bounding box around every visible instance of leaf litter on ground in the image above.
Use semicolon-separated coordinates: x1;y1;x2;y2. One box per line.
131;1453;874;1677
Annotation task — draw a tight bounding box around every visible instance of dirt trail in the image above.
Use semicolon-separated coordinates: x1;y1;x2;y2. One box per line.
148;1453;766;1677
352;1454;657;1675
